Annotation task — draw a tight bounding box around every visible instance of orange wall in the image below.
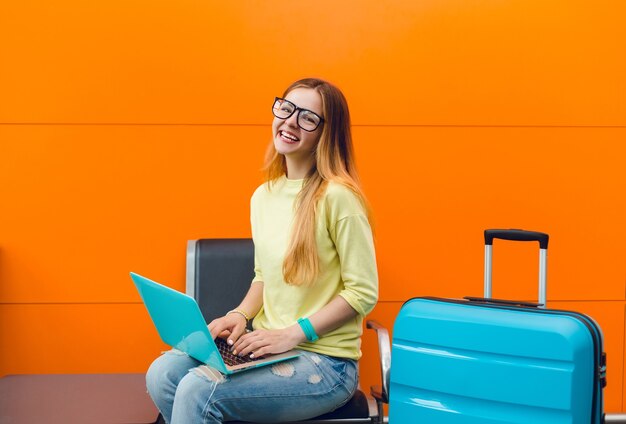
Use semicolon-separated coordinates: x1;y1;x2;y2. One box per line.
1;0;625;412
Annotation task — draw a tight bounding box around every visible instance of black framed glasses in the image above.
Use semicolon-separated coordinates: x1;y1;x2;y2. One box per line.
272;97;324;132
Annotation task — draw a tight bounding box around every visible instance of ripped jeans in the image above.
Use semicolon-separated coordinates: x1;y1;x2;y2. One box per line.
146;349;358;423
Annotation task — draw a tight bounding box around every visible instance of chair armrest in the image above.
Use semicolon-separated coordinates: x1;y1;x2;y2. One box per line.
366;319;390;404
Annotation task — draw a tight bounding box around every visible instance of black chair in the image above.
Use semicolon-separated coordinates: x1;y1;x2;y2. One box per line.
157;238;390;424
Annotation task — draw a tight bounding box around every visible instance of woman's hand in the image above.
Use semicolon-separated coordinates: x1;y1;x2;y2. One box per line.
233;326;306;358
208;313;248;346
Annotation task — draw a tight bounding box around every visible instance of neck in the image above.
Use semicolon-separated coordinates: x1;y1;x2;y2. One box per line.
285;156;313;180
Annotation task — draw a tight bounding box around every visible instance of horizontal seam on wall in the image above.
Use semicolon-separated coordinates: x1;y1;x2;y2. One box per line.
3;300;624;305
1;123;625;129
0;302;146;305
374;299;626;303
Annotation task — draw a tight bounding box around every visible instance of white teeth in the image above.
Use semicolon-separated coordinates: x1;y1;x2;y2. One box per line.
280;131;299;141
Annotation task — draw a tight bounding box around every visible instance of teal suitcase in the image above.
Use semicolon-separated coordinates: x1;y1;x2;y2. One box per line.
389;229;606;423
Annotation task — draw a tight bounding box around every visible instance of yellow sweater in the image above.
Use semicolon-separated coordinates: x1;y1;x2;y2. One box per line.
250;176;379;360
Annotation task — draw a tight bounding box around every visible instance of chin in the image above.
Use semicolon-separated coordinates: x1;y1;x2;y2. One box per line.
274;138;297;155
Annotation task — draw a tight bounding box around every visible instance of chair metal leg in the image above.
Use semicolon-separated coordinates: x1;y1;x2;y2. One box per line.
374;400;384;424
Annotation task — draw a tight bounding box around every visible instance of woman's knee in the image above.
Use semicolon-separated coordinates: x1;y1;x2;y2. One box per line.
146;355;166;395
146;350;197;396
171;366;225;422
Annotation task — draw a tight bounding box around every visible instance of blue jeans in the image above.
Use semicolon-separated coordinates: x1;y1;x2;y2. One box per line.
146;349;358;423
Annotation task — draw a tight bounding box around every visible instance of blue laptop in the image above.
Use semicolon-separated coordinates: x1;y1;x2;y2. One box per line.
130;272;300;374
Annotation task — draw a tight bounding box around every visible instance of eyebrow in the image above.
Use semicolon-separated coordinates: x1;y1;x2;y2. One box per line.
284;99;323;117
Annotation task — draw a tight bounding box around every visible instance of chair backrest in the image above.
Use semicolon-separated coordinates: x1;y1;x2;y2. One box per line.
186;239;254;324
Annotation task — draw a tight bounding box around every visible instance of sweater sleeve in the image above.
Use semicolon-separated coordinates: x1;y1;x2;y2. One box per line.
250;187;264;284
252;247;264;284
330;213;379;316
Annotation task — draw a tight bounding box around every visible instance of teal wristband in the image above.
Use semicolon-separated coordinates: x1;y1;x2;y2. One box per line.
297;317;319;342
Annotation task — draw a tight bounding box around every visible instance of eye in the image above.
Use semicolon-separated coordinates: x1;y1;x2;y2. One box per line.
280;104;295;113
301;112;319;124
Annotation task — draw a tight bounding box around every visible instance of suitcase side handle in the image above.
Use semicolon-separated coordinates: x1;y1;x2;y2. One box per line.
484;229;549;249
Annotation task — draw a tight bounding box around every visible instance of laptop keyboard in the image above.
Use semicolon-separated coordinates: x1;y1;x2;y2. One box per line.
215;337;265;366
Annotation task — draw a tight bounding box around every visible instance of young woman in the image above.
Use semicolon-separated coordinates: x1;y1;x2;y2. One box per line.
146;78;378;423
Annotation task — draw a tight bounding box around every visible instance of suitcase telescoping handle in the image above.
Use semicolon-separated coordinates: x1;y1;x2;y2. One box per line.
483;229;549;308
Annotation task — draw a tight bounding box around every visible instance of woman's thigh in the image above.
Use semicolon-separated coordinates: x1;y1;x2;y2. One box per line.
176;350;358;423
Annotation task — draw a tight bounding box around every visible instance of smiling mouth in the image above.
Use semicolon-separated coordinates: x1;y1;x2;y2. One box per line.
279;130;300;143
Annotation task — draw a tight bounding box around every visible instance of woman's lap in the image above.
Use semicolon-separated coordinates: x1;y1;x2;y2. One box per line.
147;349;358;423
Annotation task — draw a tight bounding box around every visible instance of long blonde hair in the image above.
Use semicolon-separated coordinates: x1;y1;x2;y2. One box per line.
264;78;369;286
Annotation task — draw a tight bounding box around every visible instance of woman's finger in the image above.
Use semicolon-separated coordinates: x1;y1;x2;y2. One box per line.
227;323;248;346
208;321;226;339
238;339;267;357
233;331;266;355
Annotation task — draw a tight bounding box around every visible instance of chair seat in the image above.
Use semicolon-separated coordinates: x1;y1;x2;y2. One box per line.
313;389;371;420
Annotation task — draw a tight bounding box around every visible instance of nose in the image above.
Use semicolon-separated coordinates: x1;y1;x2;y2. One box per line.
284;111;299;128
